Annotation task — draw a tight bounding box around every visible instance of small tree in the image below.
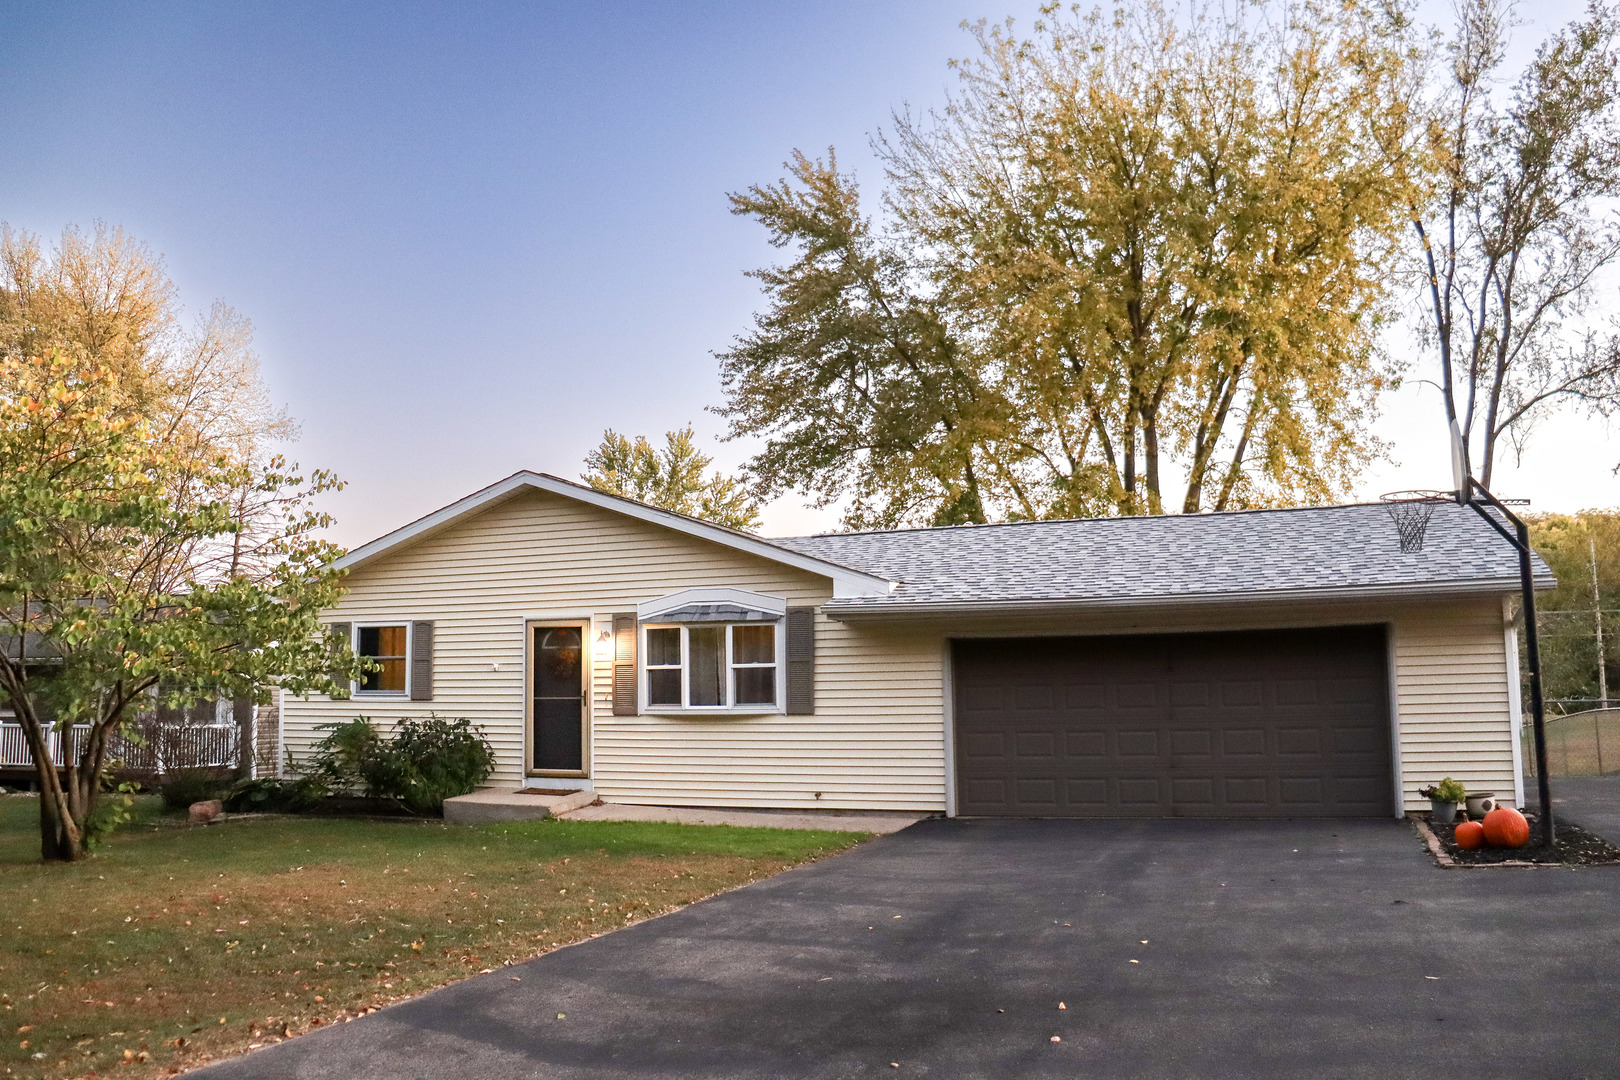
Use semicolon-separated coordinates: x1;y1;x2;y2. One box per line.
582;425;762;531
1411;0;1620;486
0;354;355;860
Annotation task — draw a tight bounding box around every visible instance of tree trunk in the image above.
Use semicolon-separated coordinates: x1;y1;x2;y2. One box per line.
38;782;78;861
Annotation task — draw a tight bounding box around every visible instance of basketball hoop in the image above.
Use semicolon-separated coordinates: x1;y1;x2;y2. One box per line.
1380;490;1448;553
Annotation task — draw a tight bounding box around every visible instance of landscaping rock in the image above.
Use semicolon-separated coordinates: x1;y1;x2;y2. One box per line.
189;799;224;825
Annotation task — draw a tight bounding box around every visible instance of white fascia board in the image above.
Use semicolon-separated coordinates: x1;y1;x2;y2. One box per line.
333;471;895;596
820;578;1541;622
638;587;788;621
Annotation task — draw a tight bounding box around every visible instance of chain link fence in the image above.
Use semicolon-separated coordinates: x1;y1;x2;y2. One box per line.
1524;707;1620;778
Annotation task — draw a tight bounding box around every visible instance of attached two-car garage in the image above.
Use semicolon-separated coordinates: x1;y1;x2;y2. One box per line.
953;626;1394;818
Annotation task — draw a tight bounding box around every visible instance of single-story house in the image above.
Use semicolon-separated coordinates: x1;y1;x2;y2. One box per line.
279;471;1553;818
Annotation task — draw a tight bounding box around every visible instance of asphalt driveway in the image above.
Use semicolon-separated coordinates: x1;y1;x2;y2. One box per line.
1546;773;1620;842
192;818;1620;1080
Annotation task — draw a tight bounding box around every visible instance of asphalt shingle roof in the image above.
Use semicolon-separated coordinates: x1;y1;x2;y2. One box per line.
771;501;1552;613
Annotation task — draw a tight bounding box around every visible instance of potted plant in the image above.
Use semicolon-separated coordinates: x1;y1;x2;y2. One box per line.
1419;777;1468;824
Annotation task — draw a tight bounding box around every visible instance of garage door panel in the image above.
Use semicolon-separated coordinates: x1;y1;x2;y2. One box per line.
1223;777;1270;805
1276;727;1323;756
1170;681;1211;707
1013;685;1054;711
1116;729;1162;757
1015;732;1057;758
1062;684;1107;709
1170;729;1214;758
1222;728;1267;756
1277;680;1320;706
953;627;1392;818
1065;730;1107;758
1116;682;1162;709
1117;778;1164;806
1221;680;1265;706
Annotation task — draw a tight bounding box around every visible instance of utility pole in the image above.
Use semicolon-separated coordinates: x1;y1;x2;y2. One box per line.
1594;535;1609;711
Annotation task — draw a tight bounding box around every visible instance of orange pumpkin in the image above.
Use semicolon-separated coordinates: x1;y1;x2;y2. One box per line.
1454;820;1486;849
1482;806;1531;848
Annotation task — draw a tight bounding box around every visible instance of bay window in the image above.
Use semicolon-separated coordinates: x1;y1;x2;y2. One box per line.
642;622;780;711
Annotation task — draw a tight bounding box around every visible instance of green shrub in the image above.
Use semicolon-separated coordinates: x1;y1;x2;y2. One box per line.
386;716;495;815
223;775;328;814
307;717;387;794
303;715;493;815
159;768;231;810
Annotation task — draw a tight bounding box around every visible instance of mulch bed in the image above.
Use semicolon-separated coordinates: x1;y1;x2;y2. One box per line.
301;795;431;818
1430;813;1620;866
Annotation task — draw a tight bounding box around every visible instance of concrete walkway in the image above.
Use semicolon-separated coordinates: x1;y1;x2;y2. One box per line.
560;801;929;834
442;788;596;823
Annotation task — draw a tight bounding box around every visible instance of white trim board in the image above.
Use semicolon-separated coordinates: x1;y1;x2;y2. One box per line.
638;587;787;621
1504;595;1527;809
334;471;894;598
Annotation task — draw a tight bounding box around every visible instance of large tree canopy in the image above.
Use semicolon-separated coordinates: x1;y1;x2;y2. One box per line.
719;0;1425;527
0;224;354;861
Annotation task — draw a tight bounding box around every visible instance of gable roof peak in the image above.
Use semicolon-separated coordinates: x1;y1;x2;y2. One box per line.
332;470;894;597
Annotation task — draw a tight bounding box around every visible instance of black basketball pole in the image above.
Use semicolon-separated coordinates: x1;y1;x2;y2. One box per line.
1460;477;1554;847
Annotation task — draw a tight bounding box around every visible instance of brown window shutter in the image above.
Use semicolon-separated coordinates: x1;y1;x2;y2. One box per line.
612;613;638;716
410;621;434;700
327;622;351;699
786;607;815;715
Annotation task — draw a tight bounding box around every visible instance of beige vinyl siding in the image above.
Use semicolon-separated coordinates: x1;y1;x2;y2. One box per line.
1391;598;1519;812
282;482;1520;815
279;488;947;810
590;617;944;808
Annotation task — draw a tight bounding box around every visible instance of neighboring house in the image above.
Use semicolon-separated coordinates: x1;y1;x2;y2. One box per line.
279;471;1552;818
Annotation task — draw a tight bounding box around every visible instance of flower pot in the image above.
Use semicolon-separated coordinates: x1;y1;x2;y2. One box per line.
1465;792;1497;820
1429;797;1459;824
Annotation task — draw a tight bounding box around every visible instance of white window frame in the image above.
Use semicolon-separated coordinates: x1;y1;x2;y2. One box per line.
640;620;785;715
352;622;411;698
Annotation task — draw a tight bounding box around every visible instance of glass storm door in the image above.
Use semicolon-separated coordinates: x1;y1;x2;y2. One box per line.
532;625;585;773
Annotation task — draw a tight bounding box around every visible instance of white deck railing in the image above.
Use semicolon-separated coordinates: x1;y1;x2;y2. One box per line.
0;721;239;771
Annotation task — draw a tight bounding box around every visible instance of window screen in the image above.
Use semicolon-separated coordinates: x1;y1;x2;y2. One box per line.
357;625;408;693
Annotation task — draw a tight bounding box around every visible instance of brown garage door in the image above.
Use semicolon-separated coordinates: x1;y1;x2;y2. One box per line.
953;627;1392;818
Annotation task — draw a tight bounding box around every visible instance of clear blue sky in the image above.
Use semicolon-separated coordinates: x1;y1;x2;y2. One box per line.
2;1;1613;547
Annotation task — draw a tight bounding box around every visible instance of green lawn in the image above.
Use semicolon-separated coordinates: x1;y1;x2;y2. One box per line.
0;794;866;1080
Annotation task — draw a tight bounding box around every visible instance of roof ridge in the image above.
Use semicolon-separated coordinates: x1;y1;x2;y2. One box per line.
773;500;1410;542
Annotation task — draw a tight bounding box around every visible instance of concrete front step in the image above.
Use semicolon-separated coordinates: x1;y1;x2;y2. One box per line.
442;787;596;824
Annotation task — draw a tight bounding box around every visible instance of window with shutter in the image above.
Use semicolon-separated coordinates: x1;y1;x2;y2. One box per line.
410;621;434;701
786;607;815;714
612;613;638;715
